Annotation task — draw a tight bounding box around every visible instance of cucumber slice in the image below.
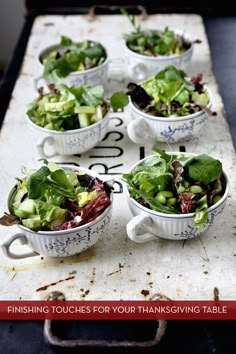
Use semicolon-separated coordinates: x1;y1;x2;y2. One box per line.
90;114;98;124
75;106;96;114
79;113;91;128
95;105;103;120
14;199;36;218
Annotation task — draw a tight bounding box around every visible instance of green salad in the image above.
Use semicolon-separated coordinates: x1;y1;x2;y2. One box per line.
127;66;210;117
121;9;192;56
0;161;112;231
26;80;128;131
41;36;107;79
123;149;225;228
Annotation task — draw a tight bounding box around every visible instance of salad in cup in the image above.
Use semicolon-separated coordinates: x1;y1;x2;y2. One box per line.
0;162;113;258
127;66;210;118
121;9;198;81
121;9;193;57
1;161;112;231
27;82;128;132
26;80;128;157
126;66;212;143
123;149;229;241
40;35;108;86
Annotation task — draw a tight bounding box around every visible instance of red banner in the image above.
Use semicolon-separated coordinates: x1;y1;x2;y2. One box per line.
1;300;236;320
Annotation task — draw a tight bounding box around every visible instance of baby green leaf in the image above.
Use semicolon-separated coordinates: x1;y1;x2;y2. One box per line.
110;92;129;111
184;154;222;184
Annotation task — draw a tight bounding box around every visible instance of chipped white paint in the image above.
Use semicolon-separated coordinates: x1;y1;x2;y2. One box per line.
0;14;235;301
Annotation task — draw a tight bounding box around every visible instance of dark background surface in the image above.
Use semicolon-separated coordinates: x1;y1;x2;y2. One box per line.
0;319;236;354
24;0;236;16
0;4;236;353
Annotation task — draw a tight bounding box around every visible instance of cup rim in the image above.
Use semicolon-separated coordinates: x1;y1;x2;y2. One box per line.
123;152;230;219
129;86;212;122
39;42;109;75
7;165;113;235
26;110;110;134
124;28;193;60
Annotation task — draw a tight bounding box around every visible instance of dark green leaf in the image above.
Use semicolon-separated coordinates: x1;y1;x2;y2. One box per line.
27;166;51;199
84;45;106;59
184;154;222;184
110;92;129;111
49;169;76;199
60;35;73;47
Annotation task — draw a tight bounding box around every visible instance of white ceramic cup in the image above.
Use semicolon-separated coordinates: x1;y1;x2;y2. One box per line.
38;43;109;87
26;113;110;158
1;166;113;259
125;30;193;82
124;154;229;242
127;87;212;144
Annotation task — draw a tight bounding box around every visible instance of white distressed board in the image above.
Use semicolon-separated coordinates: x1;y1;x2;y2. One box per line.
0;14;235;301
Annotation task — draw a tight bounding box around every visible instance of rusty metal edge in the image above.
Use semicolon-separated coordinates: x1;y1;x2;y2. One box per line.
44;319;167;348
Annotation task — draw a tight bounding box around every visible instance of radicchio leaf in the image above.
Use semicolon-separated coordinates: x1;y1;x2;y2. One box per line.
172;160;184;185
0;213;20;226
179;192;196;214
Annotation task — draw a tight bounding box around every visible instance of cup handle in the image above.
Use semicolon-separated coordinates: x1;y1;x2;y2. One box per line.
126;214;158;243
107;58;125;83
1;233;39;259
127;118;153;144
130;62;149;81
37;136;58;158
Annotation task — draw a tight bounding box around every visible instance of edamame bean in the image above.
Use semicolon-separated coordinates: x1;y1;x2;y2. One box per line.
189;185;203;194
167;198;177;206
158;190;174;198
212;195;221;204
177;185;185;194
156;194;166;204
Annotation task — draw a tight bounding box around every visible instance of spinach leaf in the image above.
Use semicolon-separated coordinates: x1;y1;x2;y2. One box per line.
184;154;222;184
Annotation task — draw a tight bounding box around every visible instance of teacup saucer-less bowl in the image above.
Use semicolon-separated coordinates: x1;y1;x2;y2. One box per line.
127;86;212;144
123;153;229;241
26;112;110;158
1;166;113;259
38;41;109;87
125;29;193;82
